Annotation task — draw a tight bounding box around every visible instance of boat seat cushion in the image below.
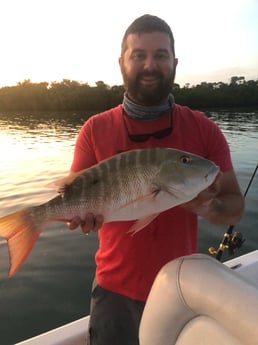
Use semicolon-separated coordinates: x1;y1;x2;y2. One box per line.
139;253;258;345
176;315;242;345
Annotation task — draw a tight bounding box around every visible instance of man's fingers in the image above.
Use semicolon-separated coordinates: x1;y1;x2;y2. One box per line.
81;213;95;234
67;213;104;234
67;216;83;230
81;213;104;234
93;214;104;231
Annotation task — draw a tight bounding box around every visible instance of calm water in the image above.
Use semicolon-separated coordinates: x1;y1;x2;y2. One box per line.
0;109;257;344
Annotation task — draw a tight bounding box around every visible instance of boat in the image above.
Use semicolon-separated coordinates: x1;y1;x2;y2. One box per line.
16;249;258;345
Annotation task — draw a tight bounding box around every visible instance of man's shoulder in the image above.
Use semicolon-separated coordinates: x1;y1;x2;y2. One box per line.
91;104;123;120
173;103;219;134
174;103;205;117
83;104;123;134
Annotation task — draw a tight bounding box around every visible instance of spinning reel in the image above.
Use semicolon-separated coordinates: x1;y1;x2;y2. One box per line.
209;227;245;261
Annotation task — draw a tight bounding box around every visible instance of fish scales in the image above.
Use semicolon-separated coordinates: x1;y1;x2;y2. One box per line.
28;149;159;224
117;150;138;204
113;149;156;207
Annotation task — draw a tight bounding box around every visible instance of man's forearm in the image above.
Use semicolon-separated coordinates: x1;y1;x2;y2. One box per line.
196;194;245;225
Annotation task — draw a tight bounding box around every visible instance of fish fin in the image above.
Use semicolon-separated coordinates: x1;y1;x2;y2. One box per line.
46;176;74;192
46;163;100;191
114;190;159;213
127;214;160;235
0;209;41;277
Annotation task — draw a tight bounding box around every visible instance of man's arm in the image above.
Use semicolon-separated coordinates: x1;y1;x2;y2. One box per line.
182;170;245;225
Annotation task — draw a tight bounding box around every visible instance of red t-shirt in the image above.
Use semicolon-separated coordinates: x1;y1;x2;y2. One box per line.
71;104;233;301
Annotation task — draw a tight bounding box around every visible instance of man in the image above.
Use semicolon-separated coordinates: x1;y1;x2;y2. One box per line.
68;14;244;345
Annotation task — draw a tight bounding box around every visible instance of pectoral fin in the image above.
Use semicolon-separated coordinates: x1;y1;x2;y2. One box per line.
127;213;160;235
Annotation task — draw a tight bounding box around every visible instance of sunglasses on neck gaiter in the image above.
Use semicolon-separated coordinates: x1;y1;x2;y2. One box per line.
122;109;173;142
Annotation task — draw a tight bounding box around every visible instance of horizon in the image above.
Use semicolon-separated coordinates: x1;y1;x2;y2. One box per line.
0;74;257;90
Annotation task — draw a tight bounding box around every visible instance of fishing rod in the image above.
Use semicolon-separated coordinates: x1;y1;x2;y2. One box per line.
209;163;258;261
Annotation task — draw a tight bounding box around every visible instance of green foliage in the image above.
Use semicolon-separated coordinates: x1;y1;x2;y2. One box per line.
0;77;257;111
173;78;258;108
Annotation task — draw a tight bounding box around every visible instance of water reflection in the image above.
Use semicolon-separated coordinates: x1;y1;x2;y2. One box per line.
0;111;88;139
207;109;258;133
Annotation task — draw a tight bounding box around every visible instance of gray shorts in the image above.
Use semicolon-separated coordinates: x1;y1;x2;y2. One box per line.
86;283;145;345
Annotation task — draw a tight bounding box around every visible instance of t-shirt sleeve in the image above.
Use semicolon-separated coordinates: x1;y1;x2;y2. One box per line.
200;114;233;172
70;118;97;172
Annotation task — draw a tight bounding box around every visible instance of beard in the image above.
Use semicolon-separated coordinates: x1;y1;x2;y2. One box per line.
121;65;176;106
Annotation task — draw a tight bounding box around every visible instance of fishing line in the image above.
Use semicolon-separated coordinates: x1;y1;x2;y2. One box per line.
209;163;258;261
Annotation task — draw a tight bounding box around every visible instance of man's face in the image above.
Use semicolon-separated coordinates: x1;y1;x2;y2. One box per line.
119;32;177;105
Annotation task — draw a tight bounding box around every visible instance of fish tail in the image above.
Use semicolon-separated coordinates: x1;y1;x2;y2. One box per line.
0;208;41;277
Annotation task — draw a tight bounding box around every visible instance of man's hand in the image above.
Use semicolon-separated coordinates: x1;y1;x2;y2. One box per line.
67;213;104;234
182;175;221;215
181;170;244;225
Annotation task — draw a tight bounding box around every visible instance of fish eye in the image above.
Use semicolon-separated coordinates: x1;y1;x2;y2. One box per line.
180;155;191;164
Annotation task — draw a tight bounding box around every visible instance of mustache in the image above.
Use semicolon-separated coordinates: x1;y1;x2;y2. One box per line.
137;71;163;79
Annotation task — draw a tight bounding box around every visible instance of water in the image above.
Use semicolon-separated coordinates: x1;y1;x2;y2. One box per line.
0;109;257;344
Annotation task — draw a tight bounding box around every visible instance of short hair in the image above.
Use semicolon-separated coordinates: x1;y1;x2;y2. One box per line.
121;14;175;57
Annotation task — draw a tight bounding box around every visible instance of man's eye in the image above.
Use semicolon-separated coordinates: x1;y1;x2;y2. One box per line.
155;53;169;60
132;53;145;60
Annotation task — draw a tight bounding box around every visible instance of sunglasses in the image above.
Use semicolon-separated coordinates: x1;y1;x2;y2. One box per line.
122;109;173;142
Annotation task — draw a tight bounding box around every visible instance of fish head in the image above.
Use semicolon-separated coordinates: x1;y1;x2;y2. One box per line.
157;149;220;202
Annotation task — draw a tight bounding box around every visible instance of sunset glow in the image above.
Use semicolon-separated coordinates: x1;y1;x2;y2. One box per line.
0;0;257;88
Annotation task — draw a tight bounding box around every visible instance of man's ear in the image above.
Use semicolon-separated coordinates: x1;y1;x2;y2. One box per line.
118;56;123;69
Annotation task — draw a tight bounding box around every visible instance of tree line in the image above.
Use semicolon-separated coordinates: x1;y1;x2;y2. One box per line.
0;76;257;111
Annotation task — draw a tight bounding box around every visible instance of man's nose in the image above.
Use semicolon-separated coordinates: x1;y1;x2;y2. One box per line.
143;56;157;71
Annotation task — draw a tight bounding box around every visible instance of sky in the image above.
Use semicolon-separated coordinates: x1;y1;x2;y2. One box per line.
0;0;257;88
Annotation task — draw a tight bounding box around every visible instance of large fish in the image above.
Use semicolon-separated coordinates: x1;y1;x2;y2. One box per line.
0;148;219;277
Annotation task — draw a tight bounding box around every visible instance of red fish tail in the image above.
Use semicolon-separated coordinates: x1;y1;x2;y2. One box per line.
0;208;41;277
